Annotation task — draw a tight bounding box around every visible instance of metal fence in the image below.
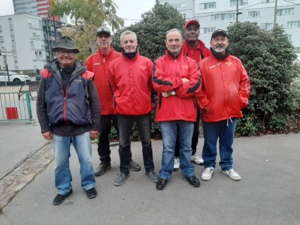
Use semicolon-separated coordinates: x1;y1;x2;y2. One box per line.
0;92;34;122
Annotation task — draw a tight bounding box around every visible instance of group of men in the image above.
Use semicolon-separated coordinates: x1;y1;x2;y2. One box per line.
36;20;250;205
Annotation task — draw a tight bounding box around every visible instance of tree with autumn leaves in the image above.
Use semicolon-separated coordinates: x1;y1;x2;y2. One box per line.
48;0;124;62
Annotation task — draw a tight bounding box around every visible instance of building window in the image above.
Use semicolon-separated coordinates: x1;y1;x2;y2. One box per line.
287;21;300;28
230;0;248;7
295;47;300;53
8;18;13;26
260;23;273;29
199;2;216;9
211;13;235;20
248;11;260;18
203;27;216;33
277;8;294;16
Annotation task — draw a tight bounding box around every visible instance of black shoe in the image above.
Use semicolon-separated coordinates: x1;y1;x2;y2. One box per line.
94;162;111;177
156;178;168;190
185;175;200;187
85;187;97;199
130;160;141;172
146;171;159;183
53;189;72;205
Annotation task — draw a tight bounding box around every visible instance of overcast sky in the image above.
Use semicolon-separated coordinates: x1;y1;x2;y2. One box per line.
0;0;156;26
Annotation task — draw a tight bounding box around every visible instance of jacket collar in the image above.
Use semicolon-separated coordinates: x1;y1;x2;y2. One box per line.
121;50;140;61
97;46;114;57
165;49;183;60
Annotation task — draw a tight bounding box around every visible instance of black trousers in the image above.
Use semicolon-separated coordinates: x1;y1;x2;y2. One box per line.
97;115;132;163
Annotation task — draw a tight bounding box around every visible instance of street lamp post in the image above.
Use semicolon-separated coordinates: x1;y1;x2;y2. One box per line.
236;0;243;22
192;0;195;19
274;0;278;25
53;16;57;41
0;51;12;85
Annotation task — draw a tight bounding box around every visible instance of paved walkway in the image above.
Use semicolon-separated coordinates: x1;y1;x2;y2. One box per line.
0;129;299;225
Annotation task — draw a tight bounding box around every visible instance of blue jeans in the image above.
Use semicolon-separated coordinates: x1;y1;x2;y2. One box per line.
52;132;95;195
174;109;200;157
159;121;195;180
202;118;237;171
118;113;154;175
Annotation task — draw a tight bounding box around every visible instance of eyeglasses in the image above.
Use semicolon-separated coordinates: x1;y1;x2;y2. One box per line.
56;50;76;56
96;27;110;35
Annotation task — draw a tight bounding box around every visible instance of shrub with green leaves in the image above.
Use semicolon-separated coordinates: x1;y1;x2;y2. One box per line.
228;22;300;135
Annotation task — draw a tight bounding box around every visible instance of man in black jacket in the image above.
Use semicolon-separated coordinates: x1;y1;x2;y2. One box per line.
36;37;101;205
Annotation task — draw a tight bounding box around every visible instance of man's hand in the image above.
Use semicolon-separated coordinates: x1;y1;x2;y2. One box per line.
90;130;99;140
182;78;189;84
161;90;175;98
42;131;53;140
241;102;248;108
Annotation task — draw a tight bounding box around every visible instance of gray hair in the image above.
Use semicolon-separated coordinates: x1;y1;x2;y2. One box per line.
120;30;137;42
166;28;183;40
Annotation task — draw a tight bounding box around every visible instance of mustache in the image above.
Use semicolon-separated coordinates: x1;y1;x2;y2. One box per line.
216;45;224;48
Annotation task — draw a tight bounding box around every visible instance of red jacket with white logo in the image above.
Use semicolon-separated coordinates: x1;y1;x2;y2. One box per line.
152;50;201;122
85;47;121;115
198;55;250;122
108;52;153;116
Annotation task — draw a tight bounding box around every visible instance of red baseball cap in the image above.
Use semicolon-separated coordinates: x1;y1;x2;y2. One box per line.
184;20;200;30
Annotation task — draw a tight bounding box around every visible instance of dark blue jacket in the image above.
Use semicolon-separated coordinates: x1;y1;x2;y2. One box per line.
37;59;100;136
41;64;93;126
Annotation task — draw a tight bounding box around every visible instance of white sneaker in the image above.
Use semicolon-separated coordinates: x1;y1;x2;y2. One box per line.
222;169;241;181
191;154;204;164
174;157;180;170
201;167;214;181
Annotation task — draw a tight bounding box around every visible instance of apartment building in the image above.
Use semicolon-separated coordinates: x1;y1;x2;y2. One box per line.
13;0;51;18
0;14;62;71
159;0;300;59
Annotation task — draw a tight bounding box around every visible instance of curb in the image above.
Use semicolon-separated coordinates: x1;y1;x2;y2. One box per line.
0;142;54;211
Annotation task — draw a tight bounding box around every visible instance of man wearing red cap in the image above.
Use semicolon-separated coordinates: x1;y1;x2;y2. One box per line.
173;20;211;170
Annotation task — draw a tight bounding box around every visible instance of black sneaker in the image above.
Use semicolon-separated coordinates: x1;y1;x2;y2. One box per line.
53;189;72;205
85;187;97;199
94;162;111;177
130;160;141;171
185;175;200;187
156;178;168;190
